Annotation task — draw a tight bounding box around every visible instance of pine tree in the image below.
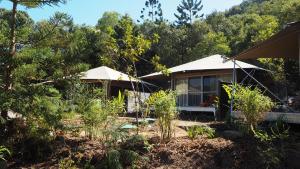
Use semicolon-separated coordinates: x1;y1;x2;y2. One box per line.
174;0;204;25
138;0;163;23
1;0;66;120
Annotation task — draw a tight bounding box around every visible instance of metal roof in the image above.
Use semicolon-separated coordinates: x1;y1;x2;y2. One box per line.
142;54;264;78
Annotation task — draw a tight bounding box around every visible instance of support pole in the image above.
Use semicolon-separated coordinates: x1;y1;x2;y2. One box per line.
230;59;236;120
298;33;300;75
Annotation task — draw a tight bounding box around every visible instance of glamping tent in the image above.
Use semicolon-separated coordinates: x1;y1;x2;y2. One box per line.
142;54;265;119
230;21;300;123
80;66;153;97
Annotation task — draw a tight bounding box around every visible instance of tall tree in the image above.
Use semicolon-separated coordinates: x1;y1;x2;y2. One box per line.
138;0;163;23
1;0;66;120
96;11;120;32
174;0;204;25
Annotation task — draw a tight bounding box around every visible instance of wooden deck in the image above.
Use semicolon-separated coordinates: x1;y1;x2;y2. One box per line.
232;111;300;124
177;106;216;120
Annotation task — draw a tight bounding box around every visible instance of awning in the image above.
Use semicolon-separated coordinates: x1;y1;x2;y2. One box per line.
234;21;300;60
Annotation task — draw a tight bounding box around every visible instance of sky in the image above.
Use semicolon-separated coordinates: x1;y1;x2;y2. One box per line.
0;0;243;26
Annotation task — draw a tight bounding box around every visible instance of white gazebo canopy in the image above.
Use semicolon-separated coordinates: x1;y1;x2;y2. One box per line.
80;66;138;82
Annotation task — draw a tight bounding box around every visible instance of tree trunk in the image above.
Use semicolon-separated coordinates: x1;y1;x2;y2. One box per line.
1;0;18;119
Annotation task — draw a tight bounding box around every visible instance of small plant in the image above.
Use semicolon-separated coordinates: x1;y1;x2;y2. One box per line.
187;125;216;140
223;84;274;129
187;126;200;140
146;90;178;141
59;157;78;169
0;146;10;162
251;116;290;169
106;149;122;169
121;135;152;153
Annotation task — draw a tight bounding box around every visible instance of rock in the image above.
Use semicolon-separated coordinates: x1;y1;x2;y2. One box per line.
222;130;243;139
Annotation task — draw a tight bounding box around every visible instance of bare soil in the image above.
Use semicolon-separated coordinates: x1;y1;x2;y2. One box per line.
7;121;263;169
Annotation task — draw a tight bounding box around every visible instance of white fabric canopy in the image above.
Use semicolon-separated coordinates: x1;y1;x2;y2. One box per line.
142;54;265;78
80;66;138;82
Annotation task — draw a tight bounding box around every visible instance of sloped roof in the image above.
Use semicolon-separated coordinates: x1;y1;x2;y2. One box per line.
142;54;264;78
234;21;300;60
80;66;138;82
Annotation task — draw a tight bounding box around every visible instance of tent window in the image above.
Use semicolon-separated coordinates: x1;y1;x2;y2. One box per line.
188;77;202;106
175;79;188;106
175;75;218;107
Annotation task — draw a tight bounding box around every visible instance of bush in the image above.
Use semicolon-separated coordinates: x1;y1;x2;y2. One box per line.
0;146;10;160
70;84;125;140
146;90;178;141
106;149;122;169
223;84;274;129
121;135;152;153
16;136;53;162
59;157;78;169
251;116;290;169
187;125;216;140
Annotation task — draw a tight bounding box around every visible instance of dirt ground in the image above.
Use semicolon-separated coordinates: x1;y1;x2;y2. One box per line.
7;118;266;169
8;116;300;169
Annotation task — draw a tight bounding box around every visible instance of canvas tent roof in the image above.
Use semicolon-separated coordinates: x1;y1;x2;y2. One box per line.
80;66;138;82
142;54;264;78
234;21;300;60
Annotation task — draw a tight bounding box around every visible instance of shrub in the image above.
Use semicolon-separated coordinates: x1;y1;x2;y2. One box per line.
146;90;178;141
121;135;152;153
187;125;216;140
251;116;290;169
223;84;274;128
17;136;53;162
0;146;10;162
106;149;122;169
59;157;78;169
70;83;125;140
120;150;139;167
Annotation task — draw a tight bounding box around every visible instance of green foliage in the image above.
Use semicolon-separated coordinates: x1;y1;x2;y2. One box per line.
70;83;125;140
139;0;163;23
106;149;122;169
0;146;10;162
187;125;216;140
59;157;78;169
96;11;120;32
174;0;204;25
223;84;275;128
120;149;139;167
121;135;152;153
251;116;290;169
146;90;178;141
258;58;285;81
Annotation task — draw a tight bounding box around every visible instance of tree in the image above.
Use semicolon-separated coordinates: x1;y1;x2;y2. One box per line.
174;0;204;25
1;0;67;120
96;11;120;32
138;0;163;23
189;31;231;59
100;15;155;133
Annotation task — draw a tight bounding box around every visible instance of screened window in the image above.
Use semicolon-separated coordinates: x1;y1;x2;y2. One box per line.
175;75;218;107
203;76;217;105
175;79;188;106
188;77;202;106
